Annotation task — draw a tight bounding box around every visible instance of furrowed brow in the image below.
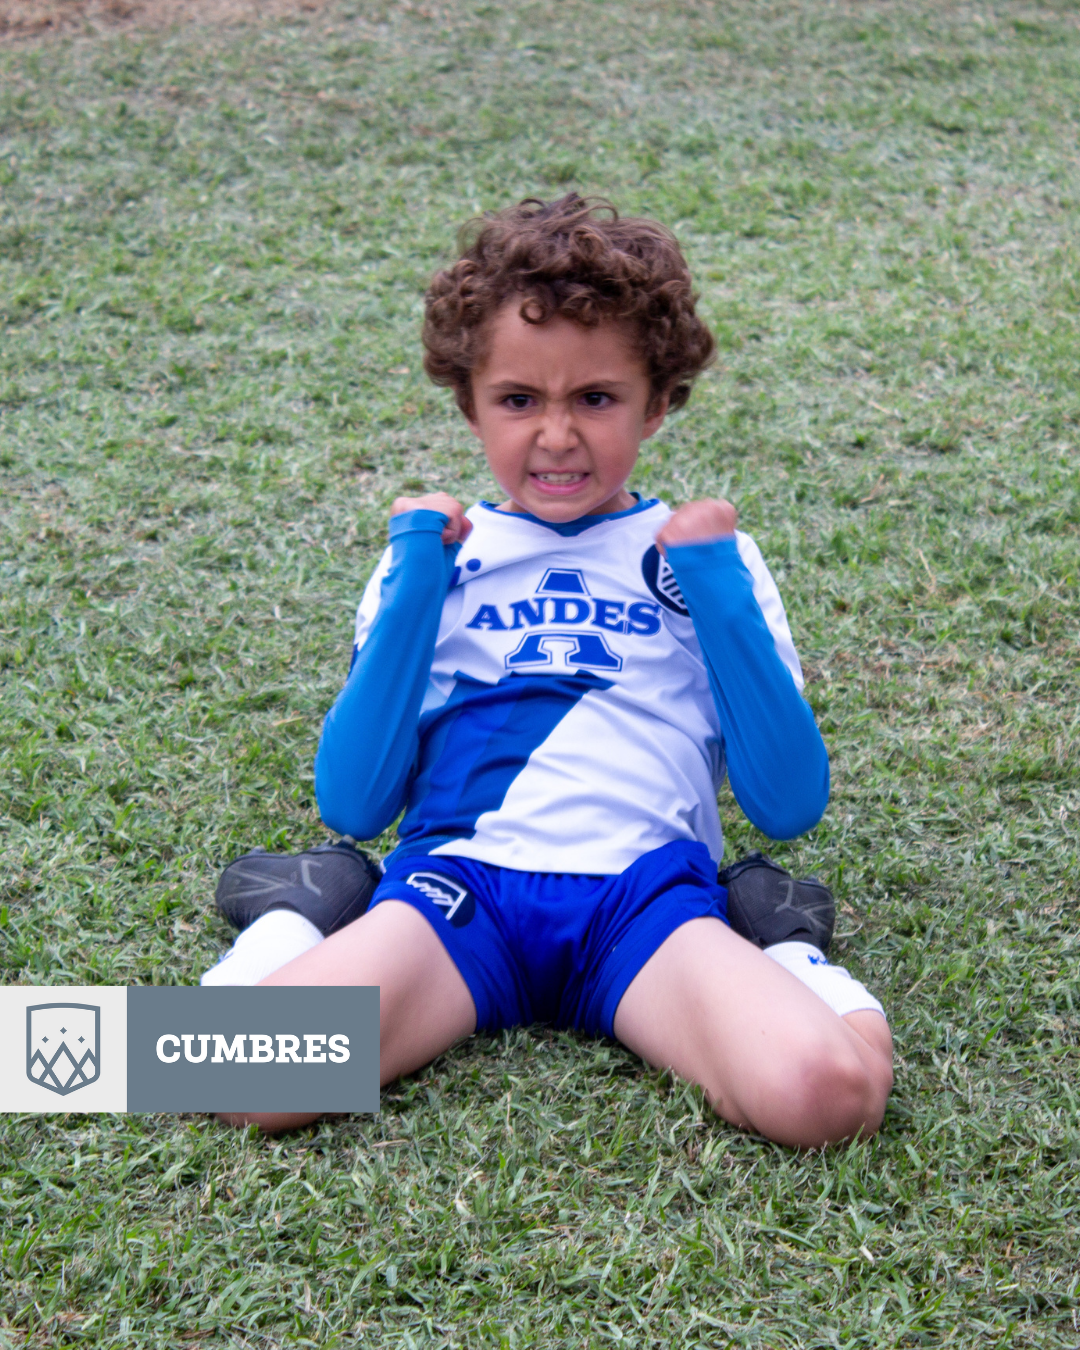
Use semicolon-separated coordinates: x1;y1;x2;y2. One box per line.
486;377;633;395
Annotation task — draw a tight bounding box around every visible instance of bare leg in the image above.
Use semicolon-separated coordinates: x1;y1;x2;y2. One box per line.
219;901;476;1133
613;918;893;1148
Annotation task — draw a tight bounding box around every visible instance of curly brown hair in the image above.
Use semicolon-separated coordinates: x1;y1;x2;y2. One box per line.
422;194;716;416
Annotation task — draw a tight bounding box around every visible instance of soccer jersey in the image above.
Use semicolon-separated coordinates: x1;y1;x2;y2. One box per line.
348;498;804;875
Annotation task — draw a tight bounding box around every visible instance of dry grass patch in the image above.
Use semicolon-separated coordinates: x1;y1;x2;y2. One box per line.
0;0;331;43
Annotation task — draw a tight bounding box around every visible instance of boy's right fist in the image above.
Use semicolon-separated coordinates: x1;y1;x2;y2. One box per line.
391;492;472;545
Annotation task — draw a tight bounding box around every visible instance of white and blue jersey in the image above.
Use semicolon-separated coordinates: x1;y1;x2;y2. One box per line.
315;496;829;876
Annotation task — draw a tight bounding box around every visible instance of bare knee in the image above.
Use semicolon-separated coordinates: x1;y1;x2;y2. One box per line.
712;1030;893;1149
777;1036;896;1144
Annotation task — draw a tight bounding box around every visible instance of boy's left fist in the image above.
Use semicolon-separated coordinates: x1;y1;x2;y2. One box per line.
655;498;738;555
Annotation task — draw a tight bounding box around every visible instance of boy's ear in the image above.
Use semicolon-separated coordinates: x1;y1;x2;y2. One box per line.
642;391;671;441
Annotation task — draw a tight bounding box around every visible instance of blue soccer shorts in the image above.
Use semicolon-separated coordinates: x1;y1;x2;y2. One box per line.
368;839;729;1038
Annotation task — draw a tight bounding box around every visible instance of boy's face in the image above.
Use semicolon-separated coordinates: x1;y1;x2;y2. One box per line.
466;303;668;522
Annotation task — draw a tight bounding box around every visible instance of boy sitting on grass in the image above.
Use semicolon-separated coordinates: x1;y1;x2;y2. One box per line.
204;194;893;1147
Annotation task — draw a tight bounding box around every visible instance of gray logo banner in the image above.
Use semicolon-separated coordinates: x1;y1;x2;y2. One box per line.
127;987;379;1113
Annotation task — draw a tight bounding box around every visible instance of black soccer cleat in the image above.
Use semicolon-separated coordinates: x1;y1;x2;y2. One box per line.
718;850;835;955
215;839;382;937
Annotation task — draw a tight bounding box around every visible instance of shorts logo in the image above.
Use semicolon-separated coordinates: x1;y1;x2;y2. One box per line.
406;872;476;927
27;1004;101;1096
641;545;689;616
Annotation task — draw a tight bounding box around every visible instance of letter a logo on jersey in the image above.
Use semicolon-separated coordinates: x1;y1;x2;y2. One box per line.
26;1004;101;1096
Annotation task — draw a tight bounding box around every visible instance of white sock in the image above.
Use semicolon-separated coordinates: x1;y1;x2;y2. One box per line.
200;909;324;986
765;940;886;1020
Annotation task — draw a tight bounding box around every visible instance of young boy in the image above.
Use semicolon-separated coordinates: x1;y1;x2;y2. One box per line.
205;195;893;1146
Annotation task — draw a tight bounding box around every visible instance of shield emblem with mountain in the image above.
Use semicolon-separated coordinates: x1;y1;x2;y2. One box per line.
26;1004;101;1096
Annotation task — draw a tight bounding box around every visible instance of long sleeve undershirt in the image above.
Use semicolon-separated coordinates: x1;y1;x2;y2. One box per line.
665;535;829;840
315;514;828;845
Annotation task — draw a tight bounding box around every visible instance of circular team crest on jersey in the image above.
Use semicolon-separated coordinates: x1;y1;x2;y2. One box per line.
641;545;689;616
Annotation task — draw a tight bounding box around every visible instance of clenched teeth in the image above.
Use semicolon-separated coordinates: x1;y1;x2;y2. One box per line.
534;472;585;483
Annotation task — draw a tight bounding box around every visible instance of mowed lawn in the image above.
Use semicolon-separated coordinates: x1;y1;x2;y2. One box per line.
2;0;1079;1344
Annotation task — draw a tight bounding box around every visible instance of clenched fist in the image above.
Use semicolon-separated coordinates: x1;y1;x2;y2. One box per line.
654;498;738;556
390;492;473;546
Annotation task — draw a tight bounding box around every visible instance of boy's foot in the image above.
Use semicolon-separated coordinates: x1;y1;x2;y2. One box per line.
215;840;381;937
717;851;835;955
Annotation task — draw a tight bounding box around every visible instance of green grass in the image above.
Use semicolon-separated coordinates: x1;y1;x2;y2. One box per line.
2;0;1080;1343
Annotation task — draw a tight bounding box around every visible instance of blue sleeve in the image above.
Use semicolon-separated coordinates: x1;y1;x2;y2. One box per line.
666;536;829;840
314;510;458;840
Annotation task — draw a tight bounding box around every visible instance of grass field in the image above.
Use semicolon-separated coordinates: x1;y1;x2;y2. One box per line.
2;0;1080;1344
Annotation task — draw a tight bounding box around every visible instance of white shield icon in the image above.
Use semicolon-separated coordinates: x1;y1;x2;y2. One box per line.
26;1004;101;1096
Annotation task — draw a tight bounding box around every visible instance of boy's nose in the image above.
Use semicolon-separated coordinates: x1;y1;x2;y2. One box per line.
536;407;578;452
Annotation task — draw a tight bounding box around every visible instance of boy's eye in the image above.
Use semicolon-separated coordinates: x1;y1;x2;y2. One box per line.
580;391;612;408
504;394;534;410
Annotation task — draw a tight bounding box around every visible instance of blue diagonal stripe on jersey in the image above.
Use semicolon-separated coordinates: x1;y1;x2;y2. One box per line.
398;671;613;845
